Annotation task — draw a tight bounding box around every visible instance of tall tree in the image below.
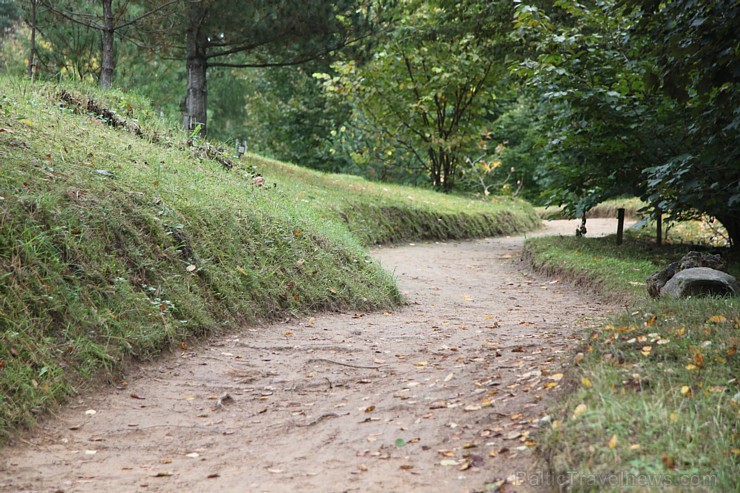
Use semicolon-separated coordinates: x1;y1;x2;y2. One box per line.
40;0;180;88
322;0;515;191
180;0;369;136
514;0;739;247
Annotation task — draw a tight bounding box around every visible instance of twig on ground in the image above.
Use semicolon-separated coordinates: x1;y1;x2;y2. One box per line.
306;358;381;370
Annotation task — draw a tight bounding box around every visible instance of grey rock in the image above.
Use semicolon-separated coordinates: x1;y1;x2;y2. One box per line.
646;262;678;298
677;251;726;272
660;267;739;298
646;251;728;298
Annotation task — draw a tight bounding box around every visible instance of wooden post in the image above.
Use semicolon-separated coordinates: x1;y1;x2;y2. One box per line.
656;209;663;246
617;208;625;245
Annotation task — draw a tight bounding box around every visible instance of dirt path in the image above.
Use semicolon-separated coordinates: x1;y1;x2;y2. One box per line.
1;219;627;493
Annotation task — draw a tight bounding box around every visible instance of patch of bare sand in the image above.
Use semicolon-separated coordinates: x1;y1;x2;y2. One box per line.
0;219;628;493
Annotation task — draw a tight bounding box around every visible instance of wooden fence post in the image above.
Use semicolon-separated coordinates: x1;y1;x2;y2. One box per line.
617;208;625;245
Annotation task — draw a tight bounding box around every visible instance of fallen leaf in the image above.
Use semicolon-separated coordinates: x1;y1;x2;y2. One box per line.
572;403;588;419
267;468;283;474
685;364;697;371
543;382;559;390
440;459;459;466
186;264;197;272
669;412;678;422
549;373;564;381
364;406;375;413
415;361;428;367
608;434;618;449
207;473;220;479
464;404;482;412
153;472;173;477
395;438;406;447
707;315;727;324
400;465;414;471
580;377;593;388
661;454;675;470
680;386;692;397
693;351;705;367
444;373;454;382
645;315;657;327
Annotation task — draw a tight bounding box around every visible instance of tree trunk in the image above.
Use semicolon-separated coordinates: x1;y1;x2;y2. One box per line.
27;0;37;81
185;3;208;136
99;0;115;89
429;148;442;189
716;214;740;251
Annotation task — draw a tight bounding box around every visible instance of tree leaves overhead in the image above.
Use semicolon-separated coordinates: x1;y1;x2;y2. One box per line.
514;0;739;247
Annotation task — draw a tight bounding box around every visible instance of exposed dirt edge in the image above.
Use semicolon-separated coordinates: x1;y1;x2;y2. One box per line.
520;242;633;307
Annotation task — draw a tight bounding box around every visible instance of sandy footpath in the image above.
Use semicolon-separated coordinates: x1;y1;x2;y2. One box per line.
0;219;627;493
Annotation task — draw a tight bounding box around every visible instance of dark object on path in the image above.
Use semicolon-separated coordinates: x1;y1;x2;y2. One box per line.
647;252;740;298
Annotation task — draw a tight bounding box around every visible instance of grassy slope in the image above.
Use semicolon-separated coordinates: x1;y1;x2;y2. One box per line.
0;78;540;440
524;233;739;492
250;155;540;245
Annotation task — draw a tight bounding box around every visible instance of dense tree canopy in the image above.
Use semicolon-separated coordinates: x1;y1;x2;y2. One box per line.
514;0;738;246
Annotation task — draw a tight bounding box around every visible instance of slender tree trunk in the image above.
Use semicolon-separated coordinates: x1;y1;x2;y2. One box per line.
100;0;115;89
185;2;208;136
27;0;37;81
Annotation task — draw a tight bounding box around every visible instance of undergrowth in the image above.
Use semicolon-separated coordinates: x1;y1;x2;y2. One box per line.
524;233;739;492
0;76;540;440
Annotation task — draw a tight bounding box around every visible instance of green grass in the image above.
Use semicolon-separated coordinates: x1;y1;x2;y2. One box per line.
524;234;739;491
247;155;541;245
0;76;540;441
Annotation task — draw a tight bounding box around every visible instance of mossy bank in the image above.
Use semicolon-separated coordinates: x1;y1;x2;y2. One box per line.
0;77;540;440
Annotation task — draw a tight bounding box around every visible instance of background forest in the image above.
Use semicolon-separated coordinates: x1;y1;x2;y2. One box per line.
0;0;737;247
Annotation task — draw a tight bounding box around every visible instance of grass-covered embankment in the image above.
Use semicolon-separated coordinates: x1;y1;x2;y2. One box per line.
251;155;540;245
0;77;540;441
524;233;739;491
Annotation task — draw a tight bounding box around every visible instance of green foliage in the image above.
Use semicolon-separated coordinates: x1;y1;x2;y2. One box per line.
514;0;740;247
320;0;516;191
525;235;739;492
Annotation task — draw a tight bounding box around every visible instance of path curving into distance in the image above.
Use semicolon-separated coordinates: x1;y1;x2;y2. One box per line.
0;219;627;493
